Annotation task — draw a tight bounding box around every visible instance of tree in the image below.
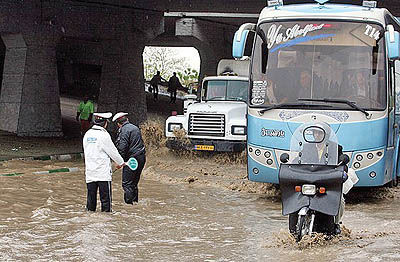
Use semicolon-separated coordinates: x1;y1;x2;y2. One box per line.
177;68;199;87
143;46;187;81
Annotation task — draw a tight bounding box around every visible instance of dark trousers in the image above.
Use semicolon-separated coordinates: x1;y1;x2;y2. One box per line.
122;154;146;204
87;181;112;212
152;84;158;100
80;119;91;135
169;90;177;103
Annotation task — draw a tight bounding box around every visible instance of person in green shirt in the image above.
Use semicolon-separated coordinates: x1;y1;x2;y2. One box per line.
76;95;94;135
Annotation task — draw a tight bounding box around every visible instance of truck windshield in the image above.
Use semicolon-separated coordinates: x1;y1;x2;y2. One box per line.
251;21;386;110
204;80;248;102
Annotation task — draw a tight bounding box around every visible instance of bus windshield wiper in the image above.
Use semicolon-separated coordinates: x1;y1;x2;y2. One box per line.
259;102;332;114
298;98;370;118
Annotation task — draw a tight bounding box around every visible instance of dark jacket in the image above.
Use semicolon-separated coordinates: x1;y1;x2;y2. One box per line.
116;121;146;162
168;75;182;92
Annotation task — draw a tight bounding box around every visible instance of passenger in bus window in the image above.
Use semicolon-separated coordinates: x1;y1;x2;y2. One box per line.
352;71;368;97
265;79;278;104
297;70;312;99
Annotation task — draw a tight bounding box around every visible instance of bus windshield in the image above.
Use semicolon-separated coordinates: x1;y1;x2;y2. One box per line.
204;80;248;102
251;21;386;110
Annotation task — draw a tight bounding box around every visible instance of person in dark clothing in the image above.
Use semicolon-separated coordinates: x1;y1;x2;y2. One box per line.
112;112;146;204
168;72;182;104
150;71;166;101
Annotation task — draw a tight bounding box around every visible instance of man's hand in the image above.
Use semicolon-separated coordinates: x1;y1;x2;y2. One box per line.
116;163;126;169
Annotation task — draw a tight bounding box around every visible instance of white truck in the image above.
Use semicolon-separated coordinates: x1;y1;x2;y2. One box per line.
165;59;249;152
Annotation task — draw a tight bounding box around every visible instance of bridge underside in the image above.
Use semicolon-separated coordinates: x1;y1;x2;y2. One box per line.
0;0;397;136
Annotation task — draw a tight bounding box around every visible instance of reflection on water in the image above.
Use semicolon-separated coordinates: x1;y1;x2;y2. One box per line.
1;159;400;261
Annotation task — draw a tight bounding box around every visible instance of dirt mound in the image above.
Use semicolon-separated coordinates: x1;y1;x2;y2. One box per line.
345;187;399;203
140;118;167;149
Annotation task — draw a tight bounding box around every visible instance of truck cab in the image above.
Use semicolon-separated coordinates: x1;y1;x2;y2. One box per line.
165;59;249;152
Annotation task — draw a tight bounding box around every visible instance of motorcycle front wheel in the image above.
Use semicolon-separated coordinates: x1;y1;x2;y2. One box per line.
295;214;311;242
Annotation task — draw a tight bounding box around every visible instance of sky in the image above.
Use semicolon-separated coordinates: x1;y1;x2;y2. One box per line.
171;47;201;71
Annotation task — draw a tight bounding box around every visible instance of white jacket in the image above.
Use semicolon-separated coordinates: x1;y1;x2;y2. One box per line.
83;125;124;183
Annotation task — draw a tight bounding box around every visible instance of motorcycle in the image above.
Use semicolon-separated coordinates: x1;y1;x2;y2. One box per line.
279;122;358;242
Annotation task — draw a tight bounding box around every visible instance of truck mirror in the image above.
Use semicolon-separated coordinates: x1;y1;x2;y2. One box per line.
385;25;400;60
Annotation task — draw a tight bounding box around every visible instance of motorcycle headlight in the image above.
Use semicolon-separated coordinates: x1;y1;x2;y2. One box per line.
231;125;247;135
168;123;183;132
302;184;316;196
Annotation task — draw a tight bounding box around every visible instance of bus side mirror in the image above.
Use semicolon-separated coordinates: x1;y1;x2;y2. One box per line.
339;154;350;165
385;25;400;60
280;153;290;163
233;23;256;59
233;30;249;59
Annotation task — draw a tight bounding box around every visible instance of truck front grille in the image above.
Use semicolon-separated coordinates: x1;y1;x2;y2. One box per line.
188;113;225;137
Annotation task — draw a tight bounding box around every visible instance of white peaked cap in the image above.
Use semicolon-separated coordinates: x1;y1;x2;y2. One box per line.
112;112;128;122
93;112;113;119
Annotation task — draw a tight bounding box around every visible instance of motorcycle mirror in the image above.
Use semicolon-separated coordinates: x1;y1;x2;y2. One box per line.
339;154;350;165
280;153;290;163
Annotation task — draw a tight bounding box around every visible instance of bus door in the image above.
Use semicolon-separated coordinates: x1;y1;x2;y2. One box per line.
394;60;400;135
394;60;400;178
389;62;396;148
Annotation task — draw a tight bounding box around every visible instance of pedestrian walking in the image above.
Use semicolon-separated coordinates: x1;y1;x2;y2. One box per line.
83;112;125;212
112;112;146;204
168;72;182;104
150;71;166;101
76;95;94;135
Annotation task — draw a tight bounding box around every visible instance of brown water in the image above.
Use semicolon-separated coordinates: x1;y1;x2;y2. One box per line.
1;158;400;261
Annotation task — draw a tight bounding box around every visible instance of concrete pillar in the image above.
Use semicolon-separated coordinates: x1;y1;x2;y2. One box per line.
0;32;62;136
175;18;234;80
97;12;164;126
97;34;147;126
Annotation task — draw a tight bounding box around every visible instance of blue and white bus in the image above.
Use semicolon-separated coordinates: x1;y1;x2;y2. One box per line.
233;0;400;187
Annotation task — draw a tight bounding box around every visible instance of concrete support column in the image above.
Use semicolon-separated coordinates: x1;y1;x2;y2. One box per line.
199;48;229;78
97;34;147;126
0;33;62;136
175;18;234;80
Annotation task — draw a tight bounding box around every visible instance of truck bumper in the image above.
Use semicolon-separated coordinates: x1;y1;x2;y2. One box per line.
166;138;246;152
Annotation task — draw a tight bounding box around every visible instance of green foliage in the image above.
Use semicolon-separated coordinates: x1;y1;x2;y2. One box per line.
143;47;199;87
143;47;186;81
176;68;199;87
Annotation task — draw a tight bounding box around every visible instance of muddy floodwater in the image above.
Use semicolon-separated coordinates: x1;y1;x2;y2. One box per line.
1;153;400;261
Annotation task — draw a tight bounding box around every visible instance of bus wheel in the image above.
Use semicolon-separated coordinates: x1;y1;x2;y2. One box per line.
390;177;398;188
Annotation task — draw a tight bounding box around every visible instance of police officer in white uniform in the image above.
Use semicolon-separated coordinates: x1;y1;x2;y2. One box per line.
83;112;125;212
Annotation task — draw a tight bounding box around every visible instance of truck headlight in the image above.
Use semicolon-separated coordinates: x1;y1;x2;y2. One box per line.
168;123;183;132
231;125;247;135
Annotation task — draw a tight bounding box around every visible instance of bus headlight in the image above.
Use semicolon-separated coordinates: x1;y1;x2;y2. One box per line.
231;126;247;135
350;149;384;171
168;123;183;132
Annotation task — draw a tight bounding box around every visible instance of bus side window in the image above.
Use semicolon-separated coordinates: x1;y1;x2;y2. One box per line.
395;60;400;114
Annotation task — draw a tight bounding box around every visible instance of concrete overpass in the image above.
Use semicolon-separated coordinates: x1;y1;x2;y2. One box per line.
0;0;398;136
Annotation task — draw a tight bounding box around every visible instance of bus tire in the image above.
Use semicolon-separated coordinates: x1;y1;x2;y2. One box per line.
391;176;398;187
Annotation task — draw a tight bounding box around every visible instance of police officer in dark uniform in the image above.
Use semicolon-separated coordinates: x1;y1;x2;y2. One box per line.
112;112;146;204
